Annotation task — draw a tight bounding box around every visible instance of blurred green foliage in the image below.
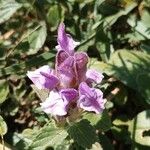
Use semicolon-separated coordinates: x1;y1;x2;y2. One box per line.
0;0;150;149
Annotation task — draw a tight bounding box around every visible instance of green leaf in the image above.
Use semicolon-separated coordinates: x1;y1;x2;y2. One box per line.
0;116;7;135
83;110;111;132
67;119;98;148
47;5;61;28
98;1;119;16
0;51;55;77
129;110;150;146
29;125;68;150
27;22;47;55
89;59;113;74
0;0;22;24
140;7;150;28
127;13;150;39
0;79;9;104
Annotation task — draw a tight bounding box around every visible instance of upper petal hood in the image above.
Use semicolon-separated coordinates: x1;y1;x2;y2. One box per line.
56;23;79;55
74;52;88;83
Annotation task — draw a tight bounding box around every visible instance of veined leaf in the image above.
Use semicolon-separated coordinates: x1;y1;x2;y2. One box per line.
47;5;61;28
0;79;9;104
27;22;47;55
83;110;111;132
0;0;22;24
29;125;68;150
0;52;55;77
129;110;150;146
67;119;98;148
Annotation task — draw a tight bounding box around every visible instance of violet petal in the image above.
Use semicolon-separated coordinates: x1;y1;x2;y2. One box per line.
40;90;68;116
55;50;69;68
60;88;78;102
74;52;88;83
78;82;105;114
27;65;59;90
56;23;79;55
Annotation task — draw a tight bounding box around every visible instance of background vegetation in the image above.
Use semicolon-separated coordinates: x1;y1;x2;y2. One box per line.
0;0;150;149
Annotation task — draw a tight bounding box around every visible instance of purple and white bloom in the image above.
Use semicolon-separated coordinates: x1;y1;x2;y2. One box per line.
40;90;68;116
78;82;105;114
27;22;105;117
27;65;59;90
41;89;78;116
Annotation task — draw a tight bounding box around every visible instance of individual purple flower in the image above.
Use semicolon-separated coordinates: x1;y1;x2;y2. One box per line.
41;89;78;116
27;22;105;117
56;23;80;55
86;69;104;84
78;82;105;114
27;65;59;90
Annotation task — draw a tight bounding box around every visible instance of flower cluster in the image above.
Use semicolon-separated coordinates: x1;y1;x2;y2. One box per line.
27;23;105;116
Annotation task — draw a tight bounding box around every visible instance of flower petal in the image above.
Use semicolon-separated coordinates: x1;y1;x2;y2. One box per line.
27;65;59;89
40;90;68;116
56;23;79;55
55;50;69;68
60;88;78;102
57;56;77;88
74;52;88;83
78;82;105;114
86;69;104;84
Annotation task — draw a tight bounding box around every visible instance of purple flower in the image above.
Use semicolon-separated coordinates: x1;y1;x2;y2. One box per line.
56;23;79;55
27;22;105;117
41;89;78;116
27;65;59;89
78;82;105;114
